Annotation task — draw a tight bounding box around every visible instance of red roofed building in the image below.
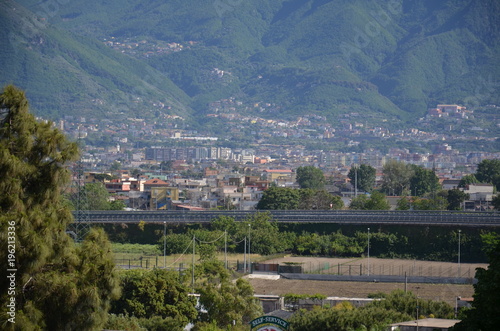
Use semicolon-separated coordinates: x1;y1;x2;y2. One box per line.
143;178;170;191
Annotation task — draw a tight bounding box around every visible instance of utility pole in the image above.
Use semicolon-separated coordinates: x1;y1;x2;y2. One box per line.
416;303;419;331
192;235;195;292
163;221;166;269
354;165;358;197
367;227;370;276
248;224;251;274
224;230;227;269
458;229;461;278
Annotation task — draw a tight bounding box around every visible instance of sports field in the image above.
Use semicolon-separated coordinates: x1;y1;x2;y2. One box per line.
246;256;487;306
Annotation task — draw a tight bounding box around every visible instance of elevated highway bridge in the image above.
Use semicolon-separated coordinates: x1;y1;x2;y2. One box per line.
75;210;500;227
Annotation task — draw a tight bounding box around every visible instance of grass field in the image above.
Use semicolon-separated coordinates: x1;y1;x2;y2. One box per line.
246;277;474;307
113;252;263;270
111;243;267;270
245;256;488;306
110;244;487;306
260;256;488;278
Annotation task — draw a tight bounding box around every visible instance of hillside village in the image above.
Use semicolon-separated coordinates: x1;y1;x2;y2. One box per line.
102;36;194;58
59;100;500;212
61;99;499;147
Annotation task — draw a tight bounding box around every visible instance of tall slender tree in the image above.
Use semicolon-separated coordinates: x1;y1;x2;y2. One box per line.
409;165;440;197
381;160;414;196
447;189;469;210
0;85;120;330
453;240;500;330
348;164;376;193
196;260;263;328
296;166;325;190
475;159;500;190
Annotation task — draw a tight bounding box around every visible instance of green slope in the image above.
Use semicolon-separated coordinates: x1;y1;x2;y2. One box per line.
0;0;193;120
371;0;500;115
7;0;500;126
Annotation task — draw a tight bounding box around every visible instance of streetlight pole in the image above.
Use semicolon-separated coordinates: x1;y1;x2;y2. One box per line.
458;229;461;278
163;221;166;269
243;237;246;273
224;230;227;270
354;165;358;197
248;224;251;274
192;235;195;292
367;227;370;276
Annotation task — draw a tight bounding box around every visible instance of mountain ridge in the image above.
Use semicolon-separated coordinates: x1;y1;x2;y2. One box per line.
2;0;499;129
1;0;194;121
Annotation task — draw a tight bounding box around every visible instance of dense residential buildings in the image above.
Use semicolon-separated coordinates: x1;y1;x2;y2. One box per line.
58;99;499;212
81;150;498;212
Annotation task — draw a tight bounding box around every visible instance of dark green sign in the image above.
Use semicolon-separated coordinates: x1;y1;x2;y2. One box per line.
249;316;289;331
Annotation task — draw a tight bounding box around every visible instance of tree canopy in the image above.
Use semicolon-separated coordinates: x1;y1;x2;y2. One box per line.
110;269;197;328
447;189;469;210
256;186;300;210
289;289;453;331
257;187;343;210
381;160;414;196
458;174;479;188
348;164;376;193
453;239;500;330
71;182;125;210
0;85;120;330
409;165;440;197
493;194;500;211
475;159;500;190
296;166;325;190
298;189;344;210
196;261;263;328
349;192;390;210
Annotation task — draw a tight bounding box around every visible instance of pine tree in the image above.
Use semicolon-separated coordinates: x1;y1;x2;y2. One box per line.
453;240;500;331
0;85;120;330
196;261;263;328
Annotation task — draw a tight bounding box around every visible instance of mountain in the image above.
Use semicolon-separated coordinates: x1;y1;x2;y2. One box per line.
0;0;193;121
3;0;499;128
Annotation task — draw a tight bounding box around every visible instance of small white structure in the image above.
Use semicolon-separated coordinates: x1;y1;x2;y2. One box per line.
389;318;461;331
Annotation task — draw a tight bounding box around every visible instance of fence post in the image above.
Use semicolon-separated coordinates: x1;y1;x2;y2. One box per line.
128;259;130;269
338;263;340;275
360;264;362;276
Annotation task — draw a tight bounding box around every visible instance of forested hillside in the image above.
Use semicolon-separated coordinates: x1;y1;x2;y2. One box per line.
0;0;193;120
2;0;499;127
